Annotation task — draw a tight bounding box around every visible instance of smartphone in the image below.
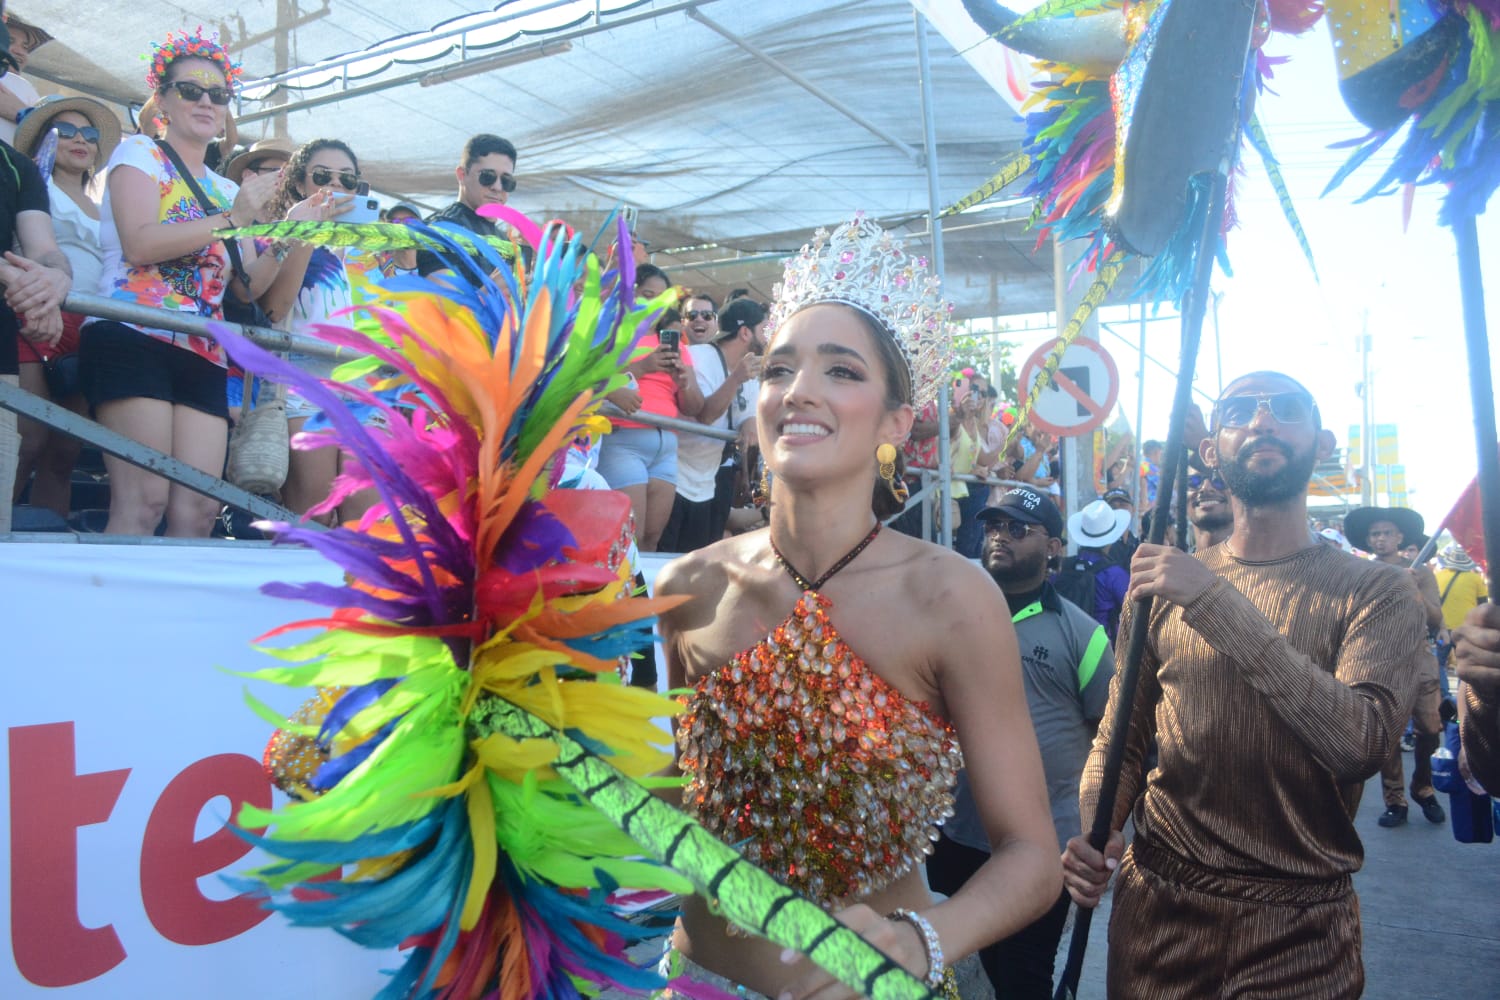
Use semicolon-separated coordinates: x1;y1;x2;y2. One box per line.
658;328;681;351
343;181;381;225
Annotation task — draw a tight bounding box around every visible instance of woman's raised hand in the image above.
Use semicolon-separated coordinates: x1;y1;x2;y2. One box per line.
229;169;281;226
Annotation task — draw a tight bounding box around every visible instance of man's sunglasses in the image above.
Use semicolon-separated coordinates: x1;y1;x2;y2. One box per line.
1187;473;1226;491
309;167;361;192
1215;391;1315;428
983;519;1043;540
50;122;100;143
475;168;517;192
685;310;717;321
163;80;233;106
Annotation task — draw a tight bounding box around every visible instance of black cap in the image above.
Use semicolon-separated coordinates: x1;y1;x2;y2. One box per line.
979;486;1064;538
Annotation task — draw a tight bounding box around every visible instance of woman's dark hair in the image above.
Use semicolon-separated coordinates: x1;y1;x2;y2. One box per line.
841;306;912;519
717;298;768;338
655;308;681;333
462;133;518;168
267;138;360;222
635;263;669;290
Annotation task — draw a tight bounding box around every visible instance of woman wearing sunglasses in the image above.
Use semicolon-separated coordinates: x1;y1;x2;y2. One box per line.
254;138;369;523
9;95;120;519
80;29;280;536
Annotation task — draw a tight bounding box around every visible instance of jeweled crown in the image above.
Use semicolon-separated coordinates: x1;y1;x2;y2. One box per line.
769;213;955;410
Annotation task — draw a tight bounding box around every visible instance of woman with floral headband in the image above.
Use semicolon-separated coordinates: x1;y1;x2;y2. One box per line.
653;217;1061;999
80;29;280;536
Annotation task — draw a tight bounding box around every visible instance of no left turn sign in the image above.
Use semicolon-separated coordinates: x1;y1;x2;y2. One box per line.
1019;338;1119;437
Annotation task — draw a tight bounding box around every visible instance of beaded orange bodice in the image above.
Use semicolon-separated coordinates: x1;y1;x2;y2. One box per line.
676;592;962;906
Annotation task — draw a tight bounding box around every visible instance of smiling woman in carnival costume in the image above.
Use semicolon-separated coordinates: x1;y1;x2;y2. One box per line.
654;215;1061;999
218;201;1044;1000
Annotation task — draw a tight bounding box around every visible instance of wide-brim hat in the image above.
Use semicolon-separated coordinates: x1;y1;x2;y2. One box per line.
222;136;297;182
1344;506;1425;553
13;94;121;164
1068;499;1132;549
1438;543;1479;573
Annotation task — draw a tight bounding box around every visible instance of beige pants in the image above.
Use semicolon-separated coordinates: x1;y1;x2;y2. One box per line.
0;373;19;533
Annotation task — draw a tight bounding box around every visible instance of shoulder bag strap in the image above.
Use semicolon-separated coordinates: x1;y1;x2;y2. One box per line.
153;138;251;288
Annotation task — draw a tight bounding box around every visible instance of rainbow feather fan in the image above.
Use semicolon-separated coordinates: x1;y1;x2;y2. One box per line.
217;221;943;1000
952;0;1324;301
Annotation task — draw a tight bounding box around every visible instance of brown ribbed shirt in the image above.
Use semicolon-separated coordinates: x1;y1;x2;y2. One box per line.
1081;543;1425;881
1462;683;1500;795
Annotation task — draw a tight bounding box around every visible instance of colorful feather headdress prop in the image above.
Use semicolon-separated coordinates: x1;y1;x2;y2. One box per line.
216;218;944;1000
952;0;1323;298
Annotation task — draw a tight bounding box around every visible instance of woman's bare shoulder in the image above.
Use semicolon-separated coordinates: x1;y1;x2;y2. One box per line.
655;530;769;627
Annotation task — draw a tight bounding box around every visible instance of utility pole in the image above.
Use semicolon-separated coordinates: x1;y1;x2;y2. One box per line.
1357;310;1374;507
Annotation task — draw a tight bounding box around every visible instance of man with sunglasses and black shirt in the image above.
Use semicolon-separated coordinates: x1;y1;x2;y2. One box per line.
929;485;1113;999
1063;371;1426;998
417;133;519;281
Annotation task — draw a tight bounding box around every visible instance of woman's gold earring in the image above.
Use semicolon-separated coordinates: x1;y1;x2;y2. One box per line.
753;464;771;507
876;443;908;504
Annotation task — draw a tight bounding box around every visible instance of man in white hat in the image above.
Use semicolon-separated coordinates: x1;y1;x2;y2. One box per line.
1056;498;1132;640
1062;371;1426;998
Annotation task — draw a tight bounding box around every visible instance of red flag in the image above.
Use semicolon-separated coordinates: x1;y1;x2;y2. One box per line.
1443;477;1486;575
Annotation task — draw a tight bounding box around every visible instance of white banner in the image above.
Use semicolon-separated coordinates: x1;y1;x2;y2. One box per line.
1;541;673;997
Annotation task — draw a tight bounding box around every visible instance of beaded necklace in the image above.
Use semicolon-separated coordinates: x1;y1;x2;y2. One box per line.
769;523;881;592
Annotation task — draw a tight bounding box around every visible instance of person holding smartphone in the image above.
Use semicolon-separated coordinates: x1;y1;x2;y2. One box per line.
255;138;365;522
415;133;520;283
596;270;705;552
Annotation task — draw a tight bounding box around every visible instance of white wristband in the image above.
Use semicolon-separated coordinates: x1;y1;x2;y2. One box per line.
889;908;944;988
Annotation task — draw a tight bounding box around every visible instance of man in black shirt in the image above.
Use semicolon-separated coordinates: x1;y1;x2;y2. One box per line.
0;138;73;532
416;133;519;281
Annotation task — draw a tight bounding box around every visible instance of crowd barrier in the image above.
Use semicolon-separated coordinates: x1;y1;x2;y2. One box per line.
5;296;1037;543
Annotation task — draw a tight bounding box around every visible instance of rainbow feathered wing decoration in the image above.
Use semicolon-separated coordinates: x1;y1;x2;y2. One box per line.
215;219;940;1000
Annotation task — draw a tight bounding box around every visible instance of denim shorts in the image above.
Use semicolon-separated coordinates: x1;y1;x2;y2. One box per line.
596;426;677;488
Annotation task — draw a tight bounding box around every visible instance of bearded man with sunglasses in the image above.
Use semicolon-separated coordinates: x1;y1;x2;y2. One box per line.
416;133;519;281
929;484;1113;998
1063;371;1427;998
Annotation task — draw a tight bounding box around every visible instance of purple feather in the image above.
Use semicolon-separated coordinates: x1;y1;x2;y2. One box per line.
212;325;462;622
495;501;576;575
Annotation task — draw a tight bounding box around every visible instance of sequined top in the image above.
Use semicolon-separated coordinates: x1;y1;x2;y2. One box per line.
677;592;962;905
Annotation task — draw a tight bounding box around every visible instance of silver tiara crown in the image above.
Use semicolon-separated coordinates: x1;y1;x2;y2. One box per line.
769;213;955;410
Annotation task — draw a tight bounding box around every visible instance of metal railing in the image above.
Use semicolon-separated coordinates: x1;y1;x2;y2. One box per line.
3;296;743;537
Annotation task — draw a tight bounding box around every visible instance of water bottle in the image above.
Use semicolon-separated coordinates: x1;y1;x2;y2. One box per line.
1433;724;1494;844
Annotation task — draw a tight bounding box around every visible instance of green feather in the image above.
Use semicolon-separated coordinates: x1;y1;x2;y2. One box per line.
480;696;940;1000
1002;0;1121;38
1246;114;1318;282
218;220;517;261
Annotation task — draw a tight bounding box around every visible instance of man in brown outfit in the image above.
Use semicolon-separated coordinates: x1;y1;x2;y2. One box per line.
1062;372;1425;998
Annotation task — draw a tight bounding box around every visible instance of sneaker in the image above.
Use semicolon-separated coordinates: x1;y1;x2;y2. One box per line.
1378;805;1408;828
1415;794;1447;825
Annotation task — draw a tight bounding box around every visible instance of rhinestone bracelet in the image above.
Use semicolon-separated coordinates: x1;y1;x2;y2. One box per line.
889;908;944;989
